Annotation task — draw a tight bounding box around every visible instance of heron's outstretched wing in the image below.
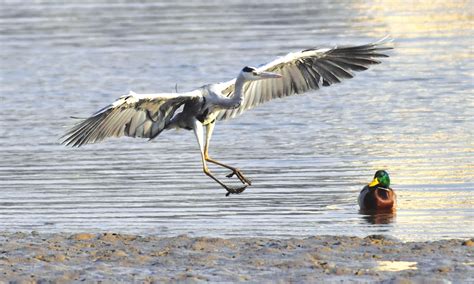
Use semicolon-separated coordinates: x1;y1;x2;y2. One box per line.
62;91;201;147
217;37;392;120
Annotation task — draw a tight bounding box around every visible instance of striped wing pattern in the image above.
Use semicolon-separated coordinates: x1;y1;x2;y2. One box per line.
62;92;198;147
217;38;392;120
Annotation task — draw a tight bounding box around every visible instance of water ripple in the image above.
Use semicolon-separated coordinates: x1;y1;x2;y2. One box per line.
0;0;473;241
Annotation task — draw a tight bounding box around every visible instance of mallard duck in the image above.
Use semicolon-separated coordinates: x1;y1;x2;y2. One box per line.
358;170;396;210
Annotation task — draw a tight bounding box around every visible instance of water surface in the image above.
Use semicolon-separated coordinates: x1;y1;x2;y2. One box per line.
0;0;473;241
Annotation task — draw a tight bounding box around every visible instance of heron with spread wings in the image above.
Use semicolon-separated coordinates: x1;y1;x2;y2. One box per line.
62;38;392;196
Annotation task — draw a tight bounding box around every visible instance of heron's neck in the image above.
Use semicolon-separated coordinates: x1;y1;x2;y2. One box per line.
227;73;246;108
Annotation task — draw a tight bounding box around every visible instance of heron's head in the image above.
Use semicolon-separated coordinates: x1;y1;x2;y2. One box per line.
368;170;391;189
241;66;282;81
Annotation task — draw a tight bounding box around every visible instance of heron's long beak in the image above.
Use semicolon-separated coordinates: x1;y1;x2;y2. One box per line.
369;178;380;187
258;71;282;79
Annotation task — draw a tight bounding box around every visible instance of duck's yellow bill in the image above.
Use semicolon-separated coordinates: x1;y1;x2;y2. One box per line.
369;178;379;187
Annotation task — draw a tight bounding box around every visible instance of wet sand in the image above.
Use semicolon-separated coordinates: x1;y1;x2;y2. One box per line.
0;232;472;283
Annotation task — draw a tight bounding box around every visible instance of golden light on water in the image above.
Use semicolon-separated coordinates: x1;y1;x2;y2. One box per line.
351;0;473;38
363;131;474;185
400;191;474;210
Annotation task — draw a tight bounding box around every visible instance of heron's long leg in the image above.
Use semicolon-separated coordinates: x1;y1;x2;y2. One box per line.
192;119;246;196
204;122;252;185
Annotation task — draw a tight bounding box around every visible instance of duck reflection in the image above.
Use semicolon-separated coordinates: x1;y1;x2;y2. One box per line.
360;208;396;224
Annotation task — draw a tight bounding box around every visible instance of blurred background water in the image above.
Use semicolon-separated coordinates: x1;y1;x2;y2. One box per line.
0;0;472;241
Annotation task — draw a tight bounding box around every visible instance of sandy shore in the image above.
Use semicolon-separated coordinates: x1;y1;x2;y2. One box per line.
0;232;472;283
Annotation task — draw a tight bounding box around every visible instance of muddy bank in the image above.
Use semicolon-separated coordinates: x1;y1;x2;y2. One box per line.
0;232;472;283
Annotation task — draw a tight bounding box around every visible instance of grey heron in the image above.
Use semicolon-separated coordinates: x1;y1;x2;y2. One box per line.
62;38;392;196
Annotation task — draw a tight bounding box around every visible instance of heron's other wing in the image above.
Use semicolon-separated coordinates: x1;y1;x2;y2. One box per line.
62;90;201;147
217;37;392;120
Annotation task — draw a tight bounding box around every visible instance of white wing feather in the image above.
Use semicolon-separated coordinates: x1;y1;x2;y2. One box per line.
217;38;392;120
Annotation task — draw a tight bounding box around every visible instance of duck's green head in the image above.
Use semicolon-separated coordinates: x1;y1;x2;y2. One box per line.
369;170;390;189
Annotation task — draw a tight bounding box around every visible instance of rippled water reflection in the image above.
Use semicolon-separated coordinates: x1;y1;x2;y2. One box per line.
0;0;472;241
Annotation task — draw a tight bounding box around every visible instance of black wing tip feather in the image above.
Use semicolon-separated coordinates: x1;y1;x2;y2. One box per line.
301;36;393;89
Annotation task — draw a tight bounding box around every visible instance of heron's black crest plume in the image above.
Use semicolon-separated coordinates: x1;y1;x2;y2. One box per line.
242;66;256;72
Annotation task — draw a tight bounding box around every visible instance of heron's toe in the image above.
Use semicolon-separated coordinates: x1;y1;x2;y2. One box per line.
240;175;252;185
225;185;247;197
226;170;252;185
226;172;236;178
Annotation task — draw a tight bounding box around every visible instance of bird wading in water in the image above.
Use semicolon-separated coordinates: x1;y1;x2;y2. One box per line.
358;170;396;210
62;38;392;196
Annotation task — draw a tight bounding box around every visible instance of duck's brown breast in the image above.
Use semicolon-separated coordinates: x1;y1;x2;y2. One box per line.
359;187;396;210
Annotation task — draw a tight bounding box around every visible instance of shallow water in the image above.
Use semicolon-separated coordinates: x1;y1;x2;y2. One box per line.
0;0;473;241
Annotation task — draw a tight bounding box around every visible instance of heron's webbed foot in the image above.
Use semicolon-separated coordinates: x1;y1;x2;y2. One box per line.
226;169;252;185
225;185;247;197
